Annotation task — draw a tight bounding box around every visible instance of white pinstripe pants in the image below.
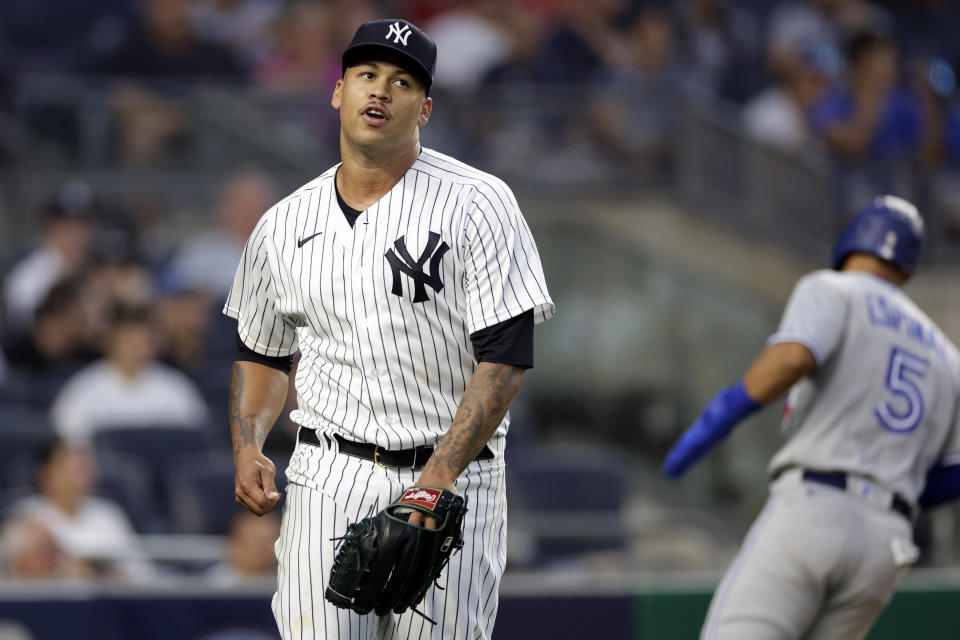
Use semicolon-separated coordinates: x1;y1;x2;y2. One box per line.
272;430;507;640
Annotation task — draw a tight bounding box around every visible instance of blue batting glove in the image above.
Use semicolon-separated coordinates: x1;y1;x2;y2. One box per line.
662;381;761;478
662;415;721;477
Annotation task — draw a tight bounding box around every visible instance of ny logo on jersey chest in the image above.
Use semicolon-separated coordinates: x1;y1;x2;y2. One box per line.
384;232;449;303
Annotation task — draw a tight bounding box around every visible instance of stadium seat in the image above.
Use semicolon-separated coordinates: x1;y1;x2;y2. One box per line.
0;415;55;489
165;448;291;535
0;369;75;408
508;442;629;566
0;485;35;521
0;404;54;434
94;451;155;533
1;447;155;532
92;424;213;465
197;630;277;640
207;306;240;359
92;425;214;532
190;356;234;447
166;450;248;535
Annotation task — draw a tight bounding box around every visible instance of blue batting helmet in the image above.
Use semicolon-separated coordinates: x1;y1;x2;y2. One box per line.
831;195;924;273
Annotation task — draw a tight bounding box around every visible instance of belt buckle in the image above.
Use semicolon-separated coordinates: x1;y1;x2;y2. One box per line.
373;445;392;469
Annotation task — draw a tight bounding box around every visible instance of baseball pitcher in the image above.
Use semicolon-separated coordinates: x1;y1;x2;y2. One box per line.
224;18;555;640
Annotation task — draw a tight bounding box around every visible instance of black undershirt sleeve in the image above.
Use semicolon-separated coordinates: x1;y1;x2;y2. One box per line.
235;332;295;374
469;310;535;369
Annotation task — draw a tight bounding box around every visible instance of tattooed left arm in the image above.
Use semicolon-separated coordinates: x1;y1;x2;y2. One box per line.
412;362;525;523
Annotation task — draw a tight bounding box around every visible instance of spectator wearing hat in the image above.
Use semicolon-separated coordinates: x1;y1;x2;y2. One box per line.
3;184;96;332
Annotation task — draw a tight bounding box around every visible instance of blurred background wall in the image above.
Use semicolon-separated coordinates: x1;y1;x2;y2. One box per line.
1;0;960;638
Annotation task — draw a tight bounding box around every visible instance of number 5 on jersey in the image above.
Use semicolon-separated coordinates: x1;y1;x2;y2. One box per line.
876;346;929;433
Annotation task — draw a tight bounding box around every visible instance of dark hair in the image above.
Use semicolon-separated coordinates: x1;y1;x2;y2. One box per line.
846;30;895;65
35;278;82;321
33;437;66;474
108;304;153;328
631;4;673;28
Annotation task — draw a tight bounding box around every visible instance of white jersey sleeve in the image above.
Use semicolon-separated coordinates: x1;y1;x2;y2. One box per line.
768;271;848;366
459;182;555;334
223;214;298;357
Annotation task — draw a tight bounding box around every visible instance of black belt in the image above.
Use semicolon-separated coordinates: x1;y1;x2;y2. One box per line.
299;428;493;469
799;469;914;521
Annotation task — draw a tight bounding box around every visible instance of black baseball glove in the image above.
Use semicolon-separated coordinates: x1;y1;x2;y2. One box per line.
325;486;466;621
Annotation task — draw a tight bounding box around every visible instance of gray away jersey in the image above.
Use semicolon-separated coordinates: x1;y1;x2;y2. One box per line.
224;148;555;454
768;270;960;503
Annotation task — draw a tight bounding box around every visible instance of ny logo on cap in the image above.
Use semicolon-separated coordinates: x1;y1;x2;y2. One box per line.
386;21;412;46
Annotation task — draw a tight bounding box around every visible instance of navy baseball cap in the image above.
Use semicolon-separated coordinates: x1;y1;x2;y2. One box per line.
342;19;437;93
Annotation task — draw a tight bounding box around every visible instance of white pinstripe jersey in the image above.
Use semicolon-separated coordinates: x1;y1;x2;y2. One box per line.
224;148;555;454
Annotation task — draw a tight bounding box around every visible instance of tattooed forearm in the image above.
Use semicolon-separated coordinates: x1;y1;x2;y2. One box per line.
427;363;525;479
229;361;289;456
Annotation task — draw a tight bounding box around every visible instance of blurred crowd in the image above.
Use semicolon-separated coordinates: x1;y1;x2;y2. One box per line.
0;0;958;183
0;169;294;582
1;0;960;582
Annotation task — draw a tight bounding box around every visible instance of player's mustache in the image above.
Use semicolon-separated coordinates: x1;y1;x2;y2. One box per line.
361;102;391;119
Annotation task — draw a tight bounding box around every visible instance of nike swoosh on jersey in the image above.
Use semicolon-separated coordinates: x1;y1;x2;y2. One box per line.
297;232;323;248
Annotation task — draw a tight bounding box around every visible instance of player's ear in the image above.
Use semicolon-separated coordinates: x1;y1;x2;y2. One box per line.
331;79;344;110
418;97;432;127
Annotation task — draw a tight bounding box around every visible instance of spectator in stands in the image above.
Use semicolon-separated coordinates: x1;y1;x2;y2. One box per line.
3;184;96;333
325;0;377;53
253;0;339;93
2;278;95;374
107;84;192;165
72;233;157;352
808;31;923;161
166;169;276;299
2;515;93;580
92;0;245;165
92;228;153;306
206;510;281;586
766;0;892;82
480;3;543;90
2;0;136;72
8;439;152;581
672;0;762;102
588;6;684;182
743;45;830;152
50;304;208;444
0;36;14;165
188;0;282;66
155;282;215;376
93;0;244;79
482;0;625;181
947;102;960;163
531;0;625;85
425;0;512;93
